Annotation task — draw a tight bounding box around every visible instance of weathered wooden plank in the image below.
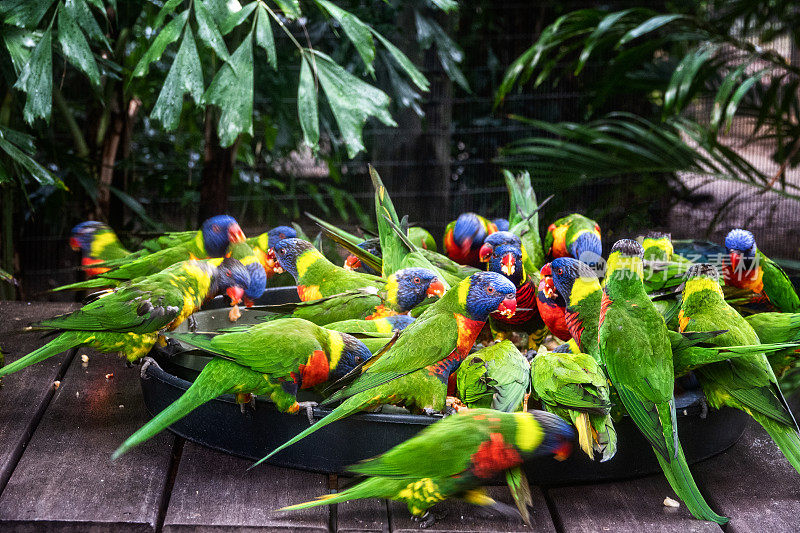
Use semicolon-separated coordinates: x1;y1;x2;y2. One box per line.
390;484;555;533
0;302;78;492
0;347;175;532
545;474;723;533
163;442;328;532
693;420;800;533
334;476;389;533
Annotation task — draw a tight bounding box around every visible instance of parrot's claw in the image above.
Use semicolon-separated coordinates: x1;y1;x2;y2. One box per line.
187;315;198;333
297;401;318;425
139;357;161;380
411;511;438;528
421;407;443;418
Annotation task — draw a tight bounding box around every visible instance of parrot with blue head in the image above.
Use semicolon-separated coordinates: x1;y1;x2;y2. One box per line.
544;214;602;264
536;263;571;341
247;225;297;280
69;221;133;277
492;218;510;232
443;213;498;268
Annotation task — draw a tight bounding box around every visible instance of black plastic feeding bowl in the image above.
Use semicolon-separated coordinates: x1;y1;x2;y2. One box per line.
142;287;749;485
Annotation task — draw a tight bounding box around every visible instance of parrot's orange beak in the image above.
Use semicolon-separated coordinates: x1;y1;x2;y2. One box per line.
226;286;245;304
344;255;362;271
69;237;80;251
478;243;493;262
553;440;573;461
542;277;557;299
728;251;741;269
497;295;516;318
266;249;284;274
501;253;515;276
427;278;446;298
228;223;246;244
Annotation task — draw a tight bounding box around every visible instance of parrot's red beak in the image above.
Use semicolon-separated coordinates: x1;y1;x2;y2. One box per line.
540;263;552;276
497;295;517;318
69;237;80;251
478;243;493;262
553;439;573;461
244;297;255;308
728;251;740;269
266;249;284;274
228;223;246;244
542;277;557;299
226;286;245;304
344;255;362;271
501;253;516;277
427;278;446;298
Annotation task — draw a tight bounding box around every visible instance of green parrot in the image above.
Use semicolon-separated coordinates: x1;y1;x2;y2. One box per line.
745;312;800;377
113;318;375;458
56;215;247;292
679;263;800;475
324;315;415;335
530;346;616;461
254;271;519;466
724;228;800;313
599;239;726;524
454;340;531;412
408;226;437;253
640;231;693;295
271;238;387;301
279;408;574;527
502;170;545;271
0;258;251;378
544;213;602;264
254;267;445;325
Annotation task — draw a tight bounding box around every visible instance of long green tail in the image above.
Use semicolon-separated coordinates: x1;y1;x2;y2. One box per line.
0;331;85;377
252;395;366;469
52;277;116;292
279;476;389;511
757;414;800;475
654;441;728;524
674;342;800;377
112;358;239;459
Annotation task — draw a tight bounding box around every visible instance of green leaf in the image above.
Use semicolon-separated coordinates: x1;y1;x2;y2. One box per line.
428;0;458;13
315;0;375;73
617;14;684;48
414;11;469;91
203;32;254;147
663;45;715;115
2;27;33;74
14;28;52;123
710;61;750;132
272;0;300;20
57;4;101;87
220;1;257;34
255;4;276;68
0;127;63;188
308;49;396;158
297;55;319;149
372;30;428;91
131;9;189;78
575;9;635;75
723;69;768;133
0;0;56;28
151;25;204;130
65;0;110;50
154;0;184;28
194;0;230;60
109;186;162;229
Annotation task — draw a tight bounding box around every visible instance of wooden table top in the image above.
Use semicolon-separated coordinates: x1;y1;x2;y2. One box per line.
0;301;798;532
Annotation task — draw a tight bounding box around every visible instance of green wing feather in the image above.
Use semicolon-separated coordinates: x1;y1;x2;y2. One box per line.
503;170;545;269
759;252;800;312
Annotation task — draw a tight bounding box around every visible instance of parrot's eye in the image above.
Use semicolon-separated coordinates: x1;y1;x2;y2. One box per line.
212;224;221;233
413;277;421;284
556;268;563;275
492;253;498;258
226;271;232;277
506;293;514;299
354;356;362;363
486;286;495;294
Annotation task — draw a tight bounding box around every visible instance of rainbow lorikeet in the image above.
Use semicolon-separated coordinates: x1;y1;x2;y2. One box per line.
745;312;800;377
343;238;382;275
641;231;694;294
724;229;800;312
454;340;531;412
502;170;546;271
0;258;250;378
543;213;602;264
492;218;509;232
271;238;386;301
679;264;800;475
253;267;445;325
536;264;570;341
323;315;415;335
279;408;574;527
113;318;374;458
600;240;726;524
530;346;616;461
254;271;518;465
443;213;498;268
227;241;267;305
247;225;297;279
478;231;546;348
69;221;133;277
56;215;246;292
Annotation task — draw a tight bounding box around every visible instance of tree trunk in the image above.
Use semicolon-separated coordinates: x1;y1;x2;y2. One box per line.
198;109;240;222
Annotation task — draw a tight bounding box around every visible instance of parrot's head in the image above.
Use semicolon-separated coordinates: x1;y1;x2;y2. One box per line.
213;257;251;305
202;215;246;257
383;314;415;331
343;239;381;275
569;230;602;266
480;232;524;286
550;257;600;307
271;238;317;279
725;228;757;272
683;263;724;301
331;333;375;380
492;217;510;232
462;271;517;321
69;221;112;254
451;213;488;255
242;262;267;304
641;231;673;261
267;226;297;250
604;239;644;284
524;409;576;461
388;268;445;312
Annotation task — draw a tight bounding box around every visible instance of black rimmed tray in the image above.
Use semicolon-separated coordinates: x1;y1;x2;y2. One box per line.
141;287;749;484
